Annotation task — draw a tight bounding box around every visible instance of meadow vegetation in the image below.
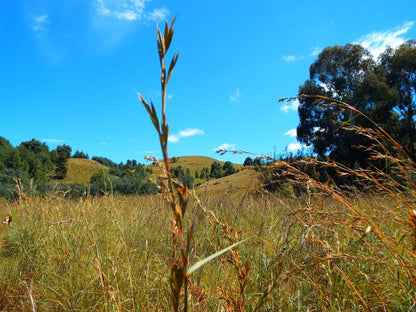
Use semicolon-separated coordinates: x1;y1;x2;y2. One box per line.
0;184;415;311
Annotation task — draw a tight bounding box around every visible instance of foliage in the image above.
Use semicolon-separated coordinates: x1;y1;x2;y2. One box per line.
72;150;89;159
51;145;72;179
91;156;117;168
297;41;416;167
243;157;253;166
171;165;194;187
223;161;237;176
210;161;224;179
18;139;54;181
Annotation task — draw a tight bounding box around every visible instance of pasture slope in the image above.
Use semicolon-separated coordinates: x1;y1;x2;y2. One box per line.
57;155;256;194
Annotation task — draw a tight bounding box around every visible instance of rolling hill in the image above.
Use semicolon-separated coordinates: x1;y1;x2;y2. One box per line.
57;158;109;184
56;156;259;194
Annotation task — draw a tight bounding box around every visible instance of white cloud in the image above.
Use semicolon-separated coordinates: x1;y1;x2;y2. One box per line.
311;47;321;57
179;129;204;138
95;0;169;22
230;88;241;103
30;14;49;32
41;138;64;144
355;21;415;59
214;143;236;152
283;55;303;62
280;99;299;113
284;129;297;137
287;143;303;153
147;8;170;21
168;128;204;143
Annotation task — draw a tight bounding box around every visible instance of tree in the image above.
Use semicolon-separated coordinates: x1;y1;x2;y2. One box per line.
253;157;263;168
210;161;224;179
243;157;253;166
381;41;416;160
0;137;23;171
223;161;236;176
171;165;194;187
73;150;89;159
51;145;72;179
296;43;409;167
309;44;375;102
18;139;53;181
92;156;117;168
199;167;209;180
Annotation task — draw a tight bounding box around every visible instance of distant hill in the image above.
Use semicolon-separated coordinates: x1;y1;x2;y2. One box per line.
146;156;259;194
196;169;260;196
55;156;259;195
147;155;243;183
56;158;109;184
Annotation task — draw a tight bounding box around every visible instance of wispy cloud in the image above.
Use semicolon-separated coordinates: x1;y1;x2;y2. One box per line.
95;0;169;22
230;88;241;103
41;138;64;144
147;8;170;21
30;14;49;33
280;99;299;113
284;129;297;137
168;128;204;143
283;55;303;63
214;143;236;152
311;47;321;57
356;21;415;59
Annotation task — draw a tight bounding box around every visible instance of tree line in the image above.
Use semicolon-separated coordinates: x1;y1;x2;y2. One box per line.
0;137;157;198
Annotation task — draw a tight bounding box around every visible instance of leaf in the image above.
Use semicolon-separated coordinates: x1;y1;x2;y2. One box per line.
167;53;179;83
157;27;165;63
150;102;161;133
187;238;250;275
138;92;161;134
164;17;176;52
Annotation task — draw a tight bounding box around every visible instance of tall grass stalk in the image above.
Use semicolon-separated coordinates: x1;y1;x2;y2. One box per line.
137;18;192;311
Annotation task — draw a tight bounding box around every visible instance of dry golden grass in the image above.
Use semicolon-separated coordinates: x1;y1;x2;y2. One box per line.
147;155;243;183
197;169;259;196
1;191;414;311
57;158;109;184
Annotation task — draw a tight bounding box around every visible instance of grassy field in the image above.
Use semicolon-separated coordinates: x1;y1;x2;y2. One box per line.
56;158;109;185
0;185;415;311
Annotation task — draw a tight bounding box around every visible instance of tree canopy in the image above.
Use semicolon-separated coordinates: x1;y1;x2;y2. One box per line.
296;41;416;166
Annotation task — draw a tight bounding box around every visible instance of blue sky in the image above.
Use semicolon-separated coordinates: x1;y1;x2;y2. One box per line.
1;0;415;164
